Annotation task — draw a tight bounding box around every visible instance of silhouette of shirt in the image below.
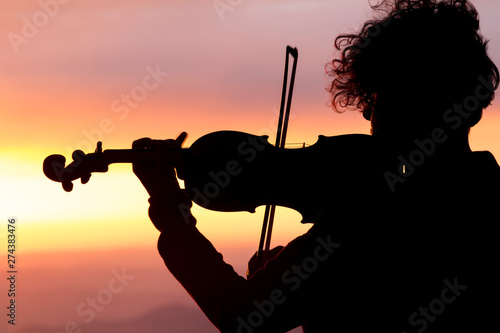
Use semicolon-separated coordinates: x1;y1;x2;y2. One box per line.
157;134;500;332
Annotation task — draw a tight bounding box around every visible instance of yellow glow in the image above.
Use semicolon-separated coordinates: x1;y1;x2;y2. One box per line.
2;104;500;254
1;148;310;254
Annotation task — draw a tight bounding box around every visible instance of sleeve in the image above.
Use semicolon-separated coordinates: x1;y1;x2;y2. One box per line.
157;222;341;333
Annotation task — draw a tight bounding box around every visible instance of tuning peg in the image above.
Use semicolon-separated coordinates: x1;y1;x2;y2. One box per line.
95;141;103;154
62;180;74;192
72;150;85;162
81;173;91;184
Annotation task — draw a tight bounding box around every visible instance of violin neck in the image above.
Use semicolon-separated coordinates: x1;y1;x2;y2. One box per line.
99;148;187;165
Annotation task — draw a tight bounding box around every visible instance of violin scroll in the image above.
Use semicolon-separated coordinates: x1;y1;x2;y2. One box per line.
43;142;108;192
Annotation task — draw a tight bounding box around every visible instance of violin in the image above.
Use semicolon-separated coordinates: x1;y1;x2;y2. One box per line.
43;130;360;224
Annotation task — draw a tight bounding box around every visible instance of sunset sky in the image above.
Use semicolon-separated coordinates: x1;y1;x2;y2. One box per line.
1;0;499;332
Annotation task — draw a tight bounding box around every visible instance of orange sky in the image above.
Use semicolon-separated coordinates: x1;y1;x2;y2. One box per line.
1;1;499;332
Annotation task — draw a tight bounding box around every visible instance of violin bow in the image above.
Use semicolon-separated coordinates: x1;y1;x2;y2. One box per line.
257;46;298;258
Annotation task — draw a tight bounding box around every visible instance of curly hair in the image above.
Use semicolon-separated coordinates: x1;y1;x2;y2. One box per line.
327;0;499;126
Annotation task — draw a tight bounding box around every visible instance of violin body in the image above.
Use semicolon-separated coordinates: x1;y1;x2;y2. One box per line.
43;130;373;223
181;131;322;223
183;131;370;223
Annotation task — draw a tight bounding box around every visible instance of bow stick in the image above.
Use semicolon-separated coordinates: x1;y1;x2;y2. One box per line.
257;46;298;259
